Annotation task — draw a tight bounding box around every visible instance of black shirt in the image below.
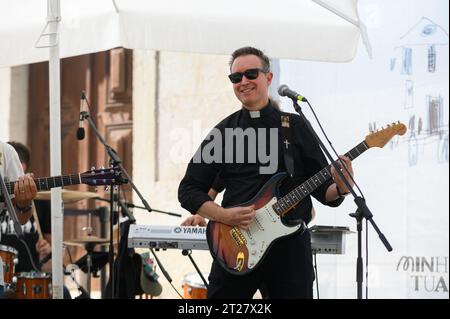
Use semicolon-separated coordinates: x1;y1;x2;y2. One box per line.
178;101;343;224
0;199;51;272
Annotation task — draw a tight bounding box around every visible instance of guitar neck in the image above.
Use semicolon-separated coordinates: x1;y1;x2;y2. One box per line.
273;141;369;215
5;174;82;195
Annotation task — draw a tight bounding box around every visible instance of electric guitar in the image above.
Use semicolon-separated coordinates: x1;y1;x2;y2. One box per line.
2;166;127;197
206;122;407;275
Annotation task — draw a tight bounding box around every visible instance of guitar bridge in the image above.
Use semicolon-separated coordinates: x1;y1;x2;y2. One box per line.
230;227;247;247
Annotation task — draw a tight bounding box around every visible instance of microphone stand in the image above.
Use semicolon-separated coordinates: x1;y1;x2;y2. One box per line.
79;110;117;298
289;98;392;299
79;110;153;299
125;203;182;218
95;197;182;218
65;264;91;299
114;192;136;224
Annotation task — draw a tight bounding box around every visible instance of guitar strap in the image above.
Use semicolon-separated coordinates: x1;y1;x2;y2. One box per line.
280;112;295;178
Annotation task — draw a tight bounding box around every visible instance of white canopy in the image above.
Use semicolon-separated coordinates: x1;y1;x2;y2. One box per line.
0;0;370;68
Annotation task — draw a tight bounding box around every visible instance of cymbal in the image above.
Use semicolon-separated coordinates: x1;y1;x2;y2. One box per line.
64;236;110;247
36;189;98;202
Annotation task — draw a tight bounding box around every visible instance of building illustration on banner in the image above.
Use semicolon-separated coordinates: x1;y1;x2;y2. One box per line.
387;17;449;166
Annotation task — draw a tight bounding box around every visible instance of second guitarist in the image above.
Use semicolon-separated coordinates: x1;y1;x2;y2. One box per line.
178;47;354;299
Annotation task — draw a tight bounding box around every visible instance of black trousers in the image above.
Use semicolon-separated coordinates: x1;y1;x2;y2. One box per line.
207;229;314;299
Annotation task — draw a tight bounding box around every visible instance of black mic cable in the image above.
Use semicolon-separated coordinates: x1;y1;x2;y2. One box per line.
18;237;41;272
149;248;184;299
278;84;364;198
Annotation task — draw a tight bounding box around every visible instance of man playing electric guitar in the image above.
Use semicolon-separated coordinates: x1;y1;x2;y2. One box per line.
178;47;354;299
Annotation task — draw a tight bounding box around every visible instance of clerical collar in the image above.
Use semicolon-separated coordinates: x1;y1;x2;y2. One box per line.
249;110;260;118
242;101;274;119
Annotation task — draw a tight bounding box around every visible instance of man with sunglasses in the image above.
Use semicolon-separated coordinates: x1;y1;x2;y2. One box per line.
178;46;354;299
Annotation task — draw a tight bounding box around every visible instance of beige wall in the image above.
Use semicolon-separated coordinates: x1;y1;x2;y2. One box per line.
0;65;29;143
0;68;12;140
133;50;242;299
9;66;29;143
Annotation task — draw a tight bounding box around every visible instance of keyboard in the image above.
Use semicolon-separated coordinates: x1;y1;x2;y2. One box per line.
128;224;352;254
128;224;209;250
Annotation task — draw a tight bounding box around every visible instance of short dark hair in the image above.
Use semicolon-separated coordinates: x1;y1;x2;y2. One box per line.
229;46;271;72
8;141;30;172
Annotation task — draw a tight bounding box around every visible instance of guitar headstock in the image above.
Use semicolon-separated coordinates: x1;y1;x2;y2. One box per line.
80;166;128;186
365;121;407;148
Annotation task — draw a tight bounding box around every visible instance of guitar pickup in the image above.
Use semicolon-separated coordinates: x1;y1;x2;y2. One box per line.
230;227;247;247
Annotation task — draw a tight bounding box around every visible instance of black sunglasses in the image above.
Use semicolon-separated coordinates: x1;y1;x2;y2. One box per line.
228;68;268;84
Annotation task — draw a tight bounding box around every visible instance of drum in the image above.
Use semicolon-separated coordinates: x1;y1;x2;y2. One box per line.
0;244;18;288
14;272;52;299
182;272;209;299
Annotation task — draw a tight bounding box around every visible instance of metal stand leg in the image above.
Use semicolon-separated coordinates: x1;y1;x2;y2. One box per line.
87;251;92;296
182;249;208;287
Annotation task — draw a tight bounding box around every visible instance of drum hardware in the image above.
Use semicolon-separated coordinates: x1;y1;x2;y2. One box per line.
14;272;52;299
0;244;18;296
63;213;113;296
64;264;90;299
74;252;109;277
81;212;94;236
64;236;111;247
35;189;99;203
63;237;109;295
182;272;209;299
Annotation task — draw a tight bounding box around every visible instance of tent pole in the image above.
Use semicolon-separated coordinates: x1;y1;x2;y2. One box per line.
47;0;64;299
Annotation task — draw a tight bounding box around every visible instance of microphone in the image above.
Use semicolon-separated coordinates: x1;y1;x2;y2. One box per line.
76;91;86;140
278;85;308;102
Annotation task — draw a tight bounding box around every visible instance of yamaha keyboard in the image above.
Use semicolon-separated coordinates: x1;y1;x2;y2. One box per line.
128;224;209;250
128;224;352;254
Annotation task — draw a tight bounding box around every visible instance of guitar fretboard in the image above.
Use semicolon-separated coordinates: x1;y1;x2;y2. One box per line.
272;141;369;215
5;174;82;195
